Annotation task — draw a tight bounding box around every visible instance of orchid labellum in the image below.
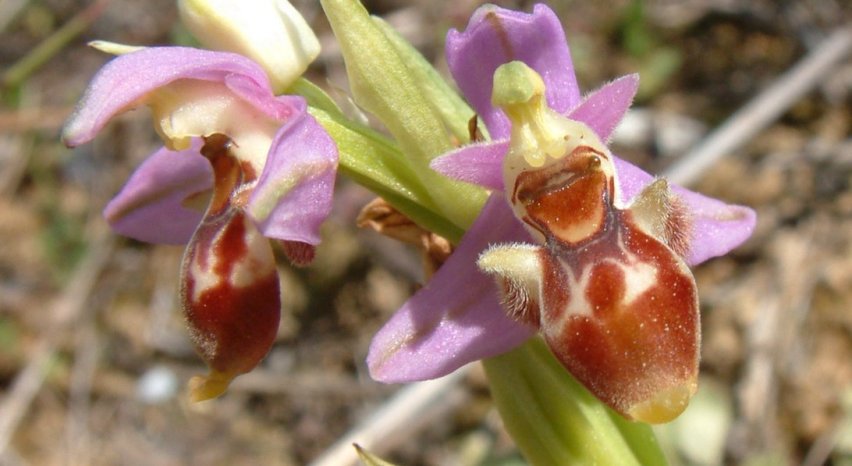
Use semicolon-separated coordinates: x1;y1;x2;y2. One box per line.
478;62;698;422
63;46;338;401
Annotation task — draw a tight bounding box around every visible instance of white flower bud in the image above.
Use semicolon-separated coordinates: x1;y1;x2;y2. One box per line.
178;0;321;93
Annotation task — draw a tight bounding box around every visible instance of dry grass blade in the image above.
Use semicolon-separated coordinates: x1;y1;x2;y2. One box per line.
1;0;110;91
664;27;852;186
309;369;469;466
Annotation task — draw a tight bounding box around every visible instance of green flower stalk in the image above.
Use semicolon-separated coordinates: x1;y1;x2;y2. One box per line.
484;339;667;465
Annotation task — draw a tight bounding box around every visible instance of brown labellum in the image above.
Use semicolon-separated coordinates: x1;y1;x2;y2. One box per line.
180;135;281;402
484;141;699;423
481;64;699;422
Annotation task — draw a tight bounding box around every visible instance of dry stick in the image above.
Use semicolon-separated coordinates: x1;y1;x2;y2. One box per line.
309;26;852;466
7;15;842;466
309;368;469;466
0;229;115;457
663;27;852;186
63;249;129;464
802;423;844;466
664;27;851;464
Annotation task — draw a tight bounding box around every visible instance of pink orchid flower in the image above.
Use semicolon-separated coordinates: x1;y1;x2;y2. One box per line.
63;46;338;401
367;5;755;422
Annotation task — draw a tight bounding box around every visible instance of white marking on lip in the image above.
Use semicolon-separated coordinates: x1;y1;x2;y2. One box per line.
546;262;593;336
190;241;223;303
619;260;657;305
228;217;275;288
188;214;277;303
563;266;593;319
604;231;658;306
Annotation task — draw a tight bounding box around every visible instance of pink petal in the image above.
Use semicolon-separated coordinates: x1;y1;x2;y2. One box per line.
672;187;756;266
446;4;580;140
368;195;536;382
223;73;302;121
567;74;639;142
429;75;639;192
246;112;338;245
103;142;212;244
429;139;509;191
613;157;656;204
614;158;756;266
63;47;293;147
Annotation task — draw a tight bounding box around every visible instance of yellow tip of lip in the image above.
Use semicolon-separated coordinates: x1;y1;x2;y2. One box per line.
188;370;236;403
627;380;697;424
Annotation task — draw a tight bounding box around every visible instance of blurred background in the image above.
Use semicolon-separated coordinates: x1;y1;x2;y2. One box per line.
0;0;849;464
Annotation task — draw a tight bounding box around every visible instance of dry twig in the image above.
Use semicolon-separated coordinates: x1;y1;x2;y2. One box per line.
664;27;852;186
309;369;469;466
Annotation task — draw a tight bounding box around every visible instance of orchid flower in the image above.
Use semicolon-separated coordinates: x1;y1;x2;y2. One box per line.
367;4;755;423
62;46;338;401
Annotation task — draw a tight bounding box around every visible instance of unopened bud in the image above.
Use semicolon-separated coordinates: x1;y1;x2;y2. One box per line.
178;0;320;93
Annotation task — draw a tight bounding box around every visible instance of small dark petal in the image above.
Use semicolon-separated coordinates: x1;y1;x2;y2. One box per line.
279;240;315;267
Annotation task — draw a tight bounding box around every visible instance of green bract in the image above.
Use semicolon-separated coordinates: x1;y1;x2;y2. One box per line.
289;78;466;242
320;0;486;231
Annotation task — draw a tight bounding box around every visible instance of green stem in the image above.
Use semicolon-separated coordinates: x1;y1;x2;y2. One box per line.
483;338;668;466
